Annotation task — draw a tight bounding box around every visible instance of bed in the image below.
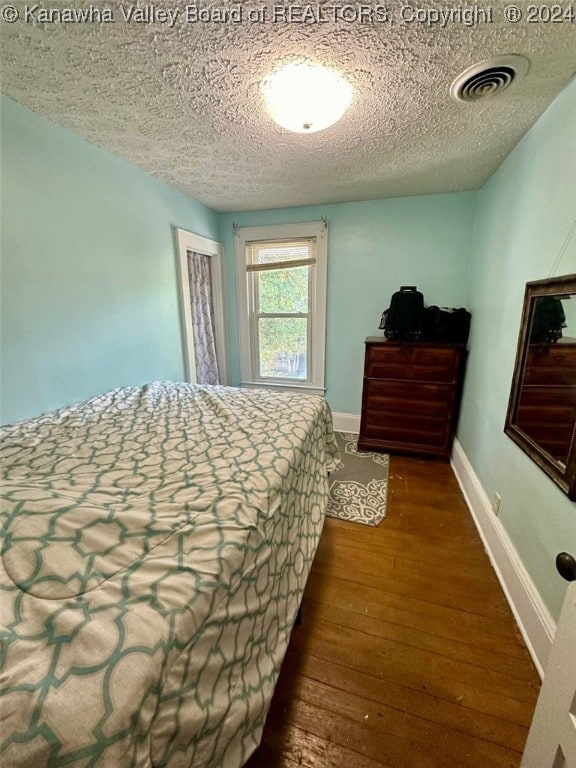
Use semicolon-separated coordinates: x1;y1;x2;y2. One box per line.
0;381;338;767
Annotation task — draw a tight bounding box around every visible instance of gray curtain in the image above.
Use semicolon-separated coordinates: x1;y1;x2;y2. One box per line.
187;250;220;385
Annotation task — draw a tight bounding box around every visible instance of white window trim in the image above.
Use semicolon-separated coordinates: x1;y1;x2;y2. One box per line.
235;221;327;396
174;227;229;385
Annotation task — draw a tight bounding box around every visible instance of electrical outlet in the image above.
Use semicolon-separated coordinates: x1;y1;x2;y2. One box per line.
492;493;501;516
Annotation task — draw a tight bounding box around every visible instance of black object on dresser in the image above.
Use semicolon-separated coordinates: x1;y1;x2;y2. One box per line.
358;338;467;459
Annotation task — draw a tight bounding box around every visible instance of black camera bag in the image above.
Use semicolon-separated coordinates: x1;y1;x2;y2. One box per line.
379;286;425;341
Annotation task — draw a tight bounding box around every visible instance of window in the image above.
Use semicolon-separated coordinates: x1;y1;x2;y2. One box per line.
235;222;327;395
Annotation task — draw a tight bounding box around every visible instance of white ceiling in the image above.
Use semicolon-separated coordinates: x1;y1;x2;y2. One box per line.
1;1;575;212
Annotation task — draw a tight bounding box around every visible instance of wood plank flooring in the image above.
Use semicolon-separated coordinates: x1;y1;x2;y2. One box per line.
245;454;541;768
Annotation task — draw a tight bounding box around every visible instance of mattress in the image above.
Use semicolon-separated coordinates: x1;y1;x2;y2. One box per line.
0;382;338;767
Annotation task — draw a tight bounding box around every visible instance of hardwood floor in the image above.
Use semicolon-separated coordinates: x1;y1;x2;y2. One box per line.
245;454;541;768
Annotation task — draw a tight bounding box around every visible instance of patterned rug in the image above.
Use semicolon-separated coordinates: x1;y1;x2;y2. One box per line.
326;432;390;526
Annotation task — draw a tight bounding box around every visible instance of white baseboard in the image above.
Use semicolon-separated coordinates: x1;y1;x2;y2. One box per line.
450;438;555;678
332;412;360;434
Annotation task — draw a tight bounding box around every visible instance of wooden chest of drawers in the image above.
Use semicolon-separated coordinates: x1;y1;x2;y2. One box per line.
358;338;467;459
516;340;576;465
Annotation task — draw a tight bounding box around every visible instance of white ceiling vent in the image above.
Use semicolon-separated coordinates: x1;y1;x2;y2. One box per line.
450;55;530;102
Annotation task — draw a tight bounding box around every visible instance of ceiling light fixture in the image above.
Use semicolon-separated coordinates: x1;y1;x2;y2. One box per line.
263;63;353;133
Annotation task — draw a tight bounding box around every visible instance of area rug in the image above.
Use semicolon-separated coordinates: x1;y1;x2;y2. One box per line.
326;432;390;526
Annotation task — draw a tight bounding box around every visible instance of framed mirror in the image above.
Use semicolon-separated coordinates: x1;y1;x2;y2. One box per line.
505;273;576;501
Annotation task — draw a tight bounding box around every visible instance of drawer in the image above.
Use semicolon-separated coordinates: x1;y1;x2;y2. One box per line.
516;418;574;440
366;362;459;383
524;345;576;385
523;366;576;386
363;380;452;417
365;345;461;382
517;404;575;425
526;345;576;368
362;410;449;448
518;385;576;410
366;344;460;367
515;422;574;464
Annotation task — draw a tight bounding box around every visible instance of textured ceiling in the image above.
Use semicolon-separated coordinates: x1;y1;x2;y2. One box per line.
1;1;575;211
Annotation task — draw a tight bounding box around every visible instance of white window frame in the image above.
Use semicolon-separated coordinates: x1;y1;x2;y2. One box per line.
174;227;229;385
235;221;327;395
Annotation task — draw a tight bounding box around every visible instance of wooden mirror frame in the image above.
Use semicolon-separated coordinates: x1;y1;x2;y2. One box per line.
504;273;576;501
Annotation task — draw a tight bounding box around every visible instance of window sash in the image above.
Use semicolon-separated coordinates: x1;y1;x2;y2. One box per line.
246;257;314;272
255;316;310;381
256;263;310;315
246;238;317;270
250;257;313;383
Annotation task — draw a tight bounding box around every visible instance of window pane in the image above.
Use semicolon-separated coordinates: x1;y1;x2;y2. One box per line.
258;318;308;380
249;240;314;266
258;266;309;314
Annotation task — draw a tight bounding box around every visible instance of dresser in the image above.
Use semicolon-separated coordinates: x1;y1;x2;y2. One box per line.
516;340;576;465
358;338;467;459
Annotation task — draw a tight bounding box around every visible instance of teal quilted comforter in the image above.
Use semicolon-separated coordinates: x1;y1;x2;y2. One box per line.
0;382;338;767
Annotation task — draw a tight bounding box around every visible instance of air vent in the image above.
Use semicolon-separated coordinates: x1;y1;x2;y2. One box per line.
450;55;529;102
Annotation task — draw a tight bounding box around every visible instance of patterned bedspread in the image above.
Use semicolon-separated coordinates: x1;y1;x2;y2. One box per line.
0;382;338;767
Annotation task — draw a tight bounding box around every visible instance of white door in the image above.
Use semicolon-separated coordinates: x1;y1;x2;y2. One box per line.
521;581;576;768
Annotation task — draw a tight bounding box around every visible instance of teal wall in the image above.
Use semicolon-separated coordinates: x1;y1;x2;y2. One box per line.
220;193;476;414
457;77;576;619
0;96;220;424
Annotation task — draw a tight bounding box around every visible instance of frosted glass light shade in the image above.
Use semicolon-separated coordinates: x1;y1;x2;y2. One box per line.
263;63;353;133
